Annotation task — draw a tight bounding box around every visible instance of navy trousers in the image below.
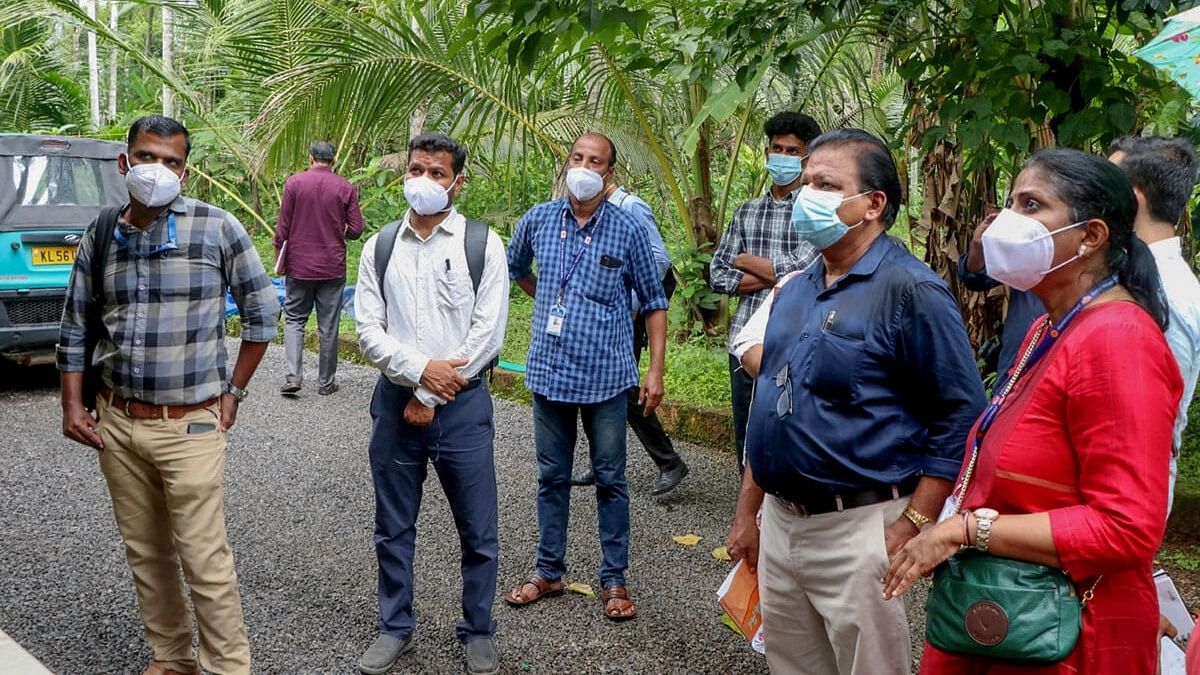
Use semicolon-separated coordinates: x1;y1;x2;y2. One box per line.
368;376;499;643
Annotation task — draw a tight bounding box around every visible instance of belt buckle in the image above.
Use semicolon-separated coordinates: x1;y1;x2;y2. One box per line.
778;495;809;517
124;398;133;416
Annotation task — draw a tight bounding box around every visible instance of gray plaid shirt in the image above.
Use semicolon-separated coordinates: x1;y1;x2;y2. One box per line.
58;196;280;405
709;190;818;351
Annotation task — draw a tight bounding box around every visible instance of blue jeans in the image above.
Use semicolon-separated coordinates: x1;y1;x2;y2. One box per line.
532;392;629;588
368;376;499;643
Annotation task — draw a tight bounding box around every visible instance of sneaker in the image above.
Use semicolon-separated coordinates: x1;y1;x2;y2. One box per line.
358;633;414;675
318;382;340;396
280;380;301;396
465;637;499;675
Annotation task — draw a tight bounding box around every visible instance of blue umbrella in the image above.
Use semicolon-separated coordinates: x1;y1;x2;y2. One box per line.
1135;7;1200;100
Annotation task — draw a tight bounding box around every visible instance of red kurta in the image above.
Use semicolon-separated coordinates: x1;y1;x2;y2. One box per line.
919;302;1182;675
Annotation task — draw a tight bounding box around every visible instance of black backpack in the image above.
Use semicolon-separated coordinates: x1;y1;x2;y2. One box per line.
373;217;497;372
81;206;121;410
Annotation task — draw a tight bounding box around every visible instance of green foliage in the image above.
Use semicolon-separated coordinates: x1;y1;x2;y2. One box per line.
0;20;87;131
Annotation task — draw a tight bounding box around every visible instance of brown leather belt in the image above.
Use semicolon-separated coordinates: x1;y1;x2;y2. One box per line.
100;386;219;420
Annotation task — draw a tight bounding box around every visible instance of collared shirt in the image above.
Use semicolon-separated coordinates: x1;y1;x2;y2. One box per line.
956;254;1045;380
746;234;985;495
274;165;366;280
608;186;670;312
1149;237;1200;452
58;197;280;405
507;198;668;404
355;208;509;408
709;189;818;352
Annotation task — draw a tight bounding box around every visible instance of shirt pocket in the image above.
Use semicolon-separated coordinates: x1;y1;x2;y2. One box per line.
582;255;625;306
805;329;865;404
436;268;473;309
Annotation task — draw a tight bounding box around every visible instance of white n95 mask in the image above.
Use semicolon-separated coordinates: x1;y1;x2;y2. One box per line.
565;167;605;201
981;208;1086;291
404;175;452;215
125;162;182;208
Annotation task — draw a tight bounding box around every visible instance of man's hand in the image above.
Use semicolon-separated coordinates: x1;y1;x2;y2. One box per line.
885;515;921;558
62;402;103;450
218;393;238;432
420;358;469;400
726;512;761;572
404;397;436;427
965;212;998;274
740;345;763;380
638;367;664;416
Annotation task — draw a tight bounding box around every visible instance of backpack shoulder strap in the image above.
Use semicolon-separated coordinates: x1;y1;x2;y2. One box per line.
90;206;120;301
464;218;489;296
374;219;404;303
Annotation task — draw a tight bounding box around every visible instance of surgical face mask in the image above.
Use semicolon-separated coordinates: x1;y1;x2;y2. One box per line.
565;167;606;201
766;153;803;186
404;175;453;216
125;162;182;208
791;185;869;250
981;208;1087;291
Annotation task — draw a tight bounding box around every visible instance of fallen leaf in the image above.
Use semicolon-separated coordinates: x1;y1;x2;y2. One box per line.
719;612;746;638
673;534;703;546
711;546;731;561
565;582;595;598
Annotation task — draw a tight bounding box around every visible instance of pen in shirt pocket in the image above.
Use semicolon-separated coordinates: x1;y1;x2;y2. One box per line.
445;258;451;272
822;310;837;333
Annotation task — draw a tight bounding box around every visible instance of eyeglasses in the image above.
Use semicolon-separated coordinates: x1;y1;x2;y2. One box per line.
114;212;178;258
774;363;792;418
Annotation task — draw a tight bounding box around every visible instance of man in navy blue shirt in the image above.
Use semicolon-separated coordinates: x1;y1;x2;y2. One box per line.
725;129;985;674
504;133;669;621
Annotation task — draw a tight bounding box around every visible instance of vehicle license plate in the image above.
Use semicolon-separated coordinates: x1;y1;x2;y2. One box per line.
31;246;76;266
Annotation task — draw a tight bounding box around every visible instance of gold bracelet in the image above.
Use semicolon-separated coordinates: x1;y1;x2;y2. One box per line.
903;506;931;529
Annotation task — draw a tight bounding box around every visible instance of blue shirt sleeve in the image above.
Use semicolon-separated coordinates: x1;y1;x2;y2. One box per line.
894;281;986;480
507;211;536;281
957;253;1001;293
625;218;668;313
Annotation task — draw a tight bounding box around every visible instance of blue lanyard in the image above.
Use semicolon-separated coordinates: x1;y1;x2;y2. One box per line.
114;212;178;257
556;204;605;305
974;274;1119;443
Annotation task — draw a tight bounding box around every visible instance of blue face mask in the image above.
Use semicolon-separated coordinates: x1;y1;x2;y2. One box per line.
765;153;803;186
791;185;870;250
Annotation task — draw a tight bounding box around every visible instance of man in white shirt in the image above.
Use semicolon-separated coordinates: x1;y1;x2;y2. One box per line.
1110;136;1200;514
353;133;509;675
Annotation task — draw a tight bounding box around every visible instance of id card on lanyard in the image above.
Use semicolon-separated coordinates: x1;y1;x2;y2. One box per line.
547;205;605;336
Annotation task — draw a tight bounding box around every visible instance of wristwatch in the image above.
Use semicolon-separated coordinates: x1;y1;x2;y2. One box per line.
973;508;999;552
903;506;931;530
224;382;249;402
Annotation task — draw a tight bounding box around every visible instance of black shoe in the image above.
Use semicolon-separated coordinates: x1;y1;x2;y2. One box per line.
318;382;339;396
571;469;595;486
652;462;689;496
358;633;415;675
279;381;301;396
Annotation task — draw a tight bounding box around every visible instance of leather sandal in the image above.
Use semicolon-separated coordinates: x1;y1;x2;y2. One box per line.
601;585;638;621
505;574;565;606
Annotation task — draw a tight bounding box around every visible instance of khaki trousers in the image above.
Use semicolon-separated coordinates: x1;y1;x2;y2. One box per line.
759;495;911;675
96;396;250;675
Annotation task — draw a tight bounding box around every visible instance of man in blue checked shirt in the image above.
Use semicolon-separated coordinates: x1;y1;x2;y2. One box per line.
505;132;668;622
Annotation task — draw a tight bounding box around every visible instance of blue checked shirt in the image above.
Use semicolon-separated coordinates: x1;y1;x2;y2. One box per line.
508;198;668;404
57;197;280;405
709;190;818;352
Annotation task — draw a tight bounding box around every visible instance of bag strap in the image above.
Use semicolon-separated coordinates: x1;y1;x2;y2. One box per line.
90;206;120;304
374;219;404;305
464;218;488;296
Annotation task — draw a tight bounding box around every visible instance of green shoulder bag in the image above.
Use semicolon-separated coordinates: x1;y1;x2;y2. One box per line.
925;549;1089;663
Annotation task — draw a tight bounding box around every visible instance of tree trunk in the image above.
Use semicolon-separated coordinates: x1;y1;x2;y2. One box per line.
161;3;174;117
83;0;101;129
107;0;119;123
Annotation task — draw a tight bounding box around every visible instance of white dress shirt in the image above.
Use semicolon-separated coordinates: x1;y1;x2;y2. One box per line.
355;209;510;407
731;271;803;363
1150;237;1200;455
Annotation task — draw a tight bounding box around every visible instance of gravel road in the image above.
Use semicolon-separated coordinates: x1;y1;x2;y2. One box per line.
0;341;927;674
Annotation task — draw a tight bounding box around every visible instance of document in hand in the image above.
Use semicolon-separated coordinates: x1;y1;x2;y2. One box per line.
1154;569;1193;675
718;559;763;650
274;241;287;276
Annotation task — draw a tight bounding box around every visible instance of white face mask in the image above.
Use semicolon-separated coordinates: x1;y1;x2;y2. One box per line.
981;208;1087;291
565;167;606;201
404;175;453;216
125;162;182;208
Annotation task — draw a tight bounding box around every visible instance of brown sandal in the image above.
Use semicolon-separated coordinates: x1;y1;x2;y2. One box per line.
505;574;565;606
601;585;638;621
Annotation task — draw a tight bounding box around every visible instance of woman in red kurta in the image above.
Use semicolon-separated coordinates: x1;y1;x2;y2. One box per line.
883;149;1182;674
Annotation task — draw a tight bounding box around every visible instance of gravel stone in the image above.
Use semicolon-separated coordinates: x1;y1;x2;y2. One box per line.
0;342;927;674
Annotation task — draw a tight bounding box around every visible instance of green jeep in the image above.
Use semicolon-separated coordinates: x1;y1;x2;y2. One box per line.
0;134;125;365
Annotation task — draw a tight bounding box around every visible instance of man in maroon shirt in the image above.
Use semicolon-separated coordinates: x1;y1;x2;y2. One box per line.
274;141;366;396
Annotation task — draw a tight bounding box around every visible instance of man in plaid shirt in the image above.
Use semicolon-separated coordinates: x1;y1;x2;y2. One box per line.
709;111;822;472
505;132;668;622
58;116;279;675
